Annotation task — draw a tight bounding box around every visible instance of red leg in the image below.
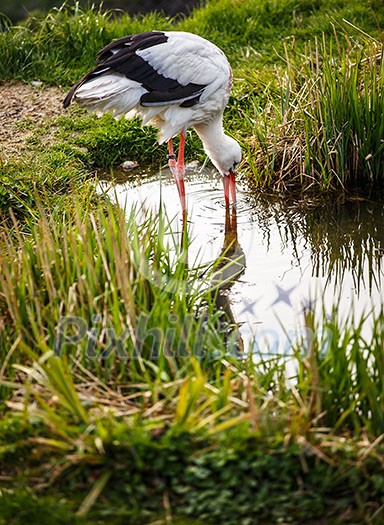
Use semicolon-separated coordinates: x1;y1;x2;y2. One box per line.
167;138;177;170
177;131;186;176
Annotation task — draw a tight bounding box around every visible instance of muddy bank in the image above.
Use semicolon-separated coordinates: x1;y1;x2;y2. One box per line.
0;82;64;158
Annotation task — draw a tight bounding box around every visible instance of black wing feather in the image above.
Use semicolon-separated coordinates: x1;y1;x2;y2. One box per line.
63;31;207;109
96;32;169;63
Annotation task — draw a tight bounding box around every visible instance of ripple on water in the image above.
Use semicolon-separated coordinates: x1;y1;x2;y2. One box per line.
98;165;384;355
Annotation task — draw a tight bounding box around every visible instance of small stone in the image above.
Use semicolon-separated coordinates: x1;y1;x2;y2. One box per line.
186;160;200;170
120;160;139;170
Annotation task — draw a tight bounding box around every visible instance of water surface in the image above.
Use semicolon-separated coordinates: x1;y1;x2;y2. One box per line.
99;164;384;355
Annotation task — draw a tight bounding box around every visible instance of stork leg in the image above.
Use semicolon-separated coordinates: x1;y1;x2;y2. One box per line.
167;133;187;216
177;131;186;176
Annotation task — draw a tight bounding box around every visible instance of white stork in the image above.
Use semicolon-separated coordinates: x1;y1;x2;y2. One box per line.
63;31;241;212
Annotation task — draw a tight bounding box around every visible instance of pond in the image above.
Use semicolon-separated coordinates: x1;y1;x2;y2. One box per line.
99;163;384;356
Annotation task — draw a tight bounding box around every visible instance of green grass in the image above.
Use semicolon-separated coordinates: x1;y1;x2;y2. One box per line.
1;194;384;523
248;32;384;189
1;0;384;188
0;148;93;223
0;4;173;84
1;1;384;523
1;187;384;522
2;279;384;522
1;0;382;82
0;201;228;383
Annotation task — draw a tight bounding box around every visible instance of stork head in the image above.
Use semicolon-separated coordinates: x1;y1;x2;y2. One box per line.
212;135;242;177
194;123;242;206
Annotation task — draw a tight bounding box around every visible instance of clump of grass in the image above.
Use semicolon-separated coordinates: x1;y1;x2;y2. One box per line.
294;302;384;436
0;3;173;84
0;147;95;224
59;113;204;168
2;301;384;522
249;31;384;189
0;199;230;388
57;113;161;167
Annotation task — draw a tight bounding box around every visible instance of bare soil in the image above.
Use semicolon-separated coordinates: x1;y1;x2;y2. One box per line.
0;82;65;158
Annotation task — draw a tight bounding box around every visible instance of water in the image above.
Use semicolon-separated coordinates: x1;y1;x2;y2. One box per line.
99;164;384;355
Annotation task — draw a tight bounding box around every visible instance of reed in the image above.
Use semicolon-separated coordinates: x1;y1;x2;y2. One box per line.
250;33;384;188
2;286;384;522
0;200;231;390
294;302;384;436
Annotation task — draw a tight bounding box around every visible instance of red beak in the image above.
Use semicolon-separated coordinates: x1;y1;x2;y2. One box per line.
223;170;237;207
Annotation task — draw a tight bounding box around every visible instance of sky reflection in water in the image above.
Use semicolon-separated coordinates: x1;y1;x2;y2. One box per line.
99;165;384;356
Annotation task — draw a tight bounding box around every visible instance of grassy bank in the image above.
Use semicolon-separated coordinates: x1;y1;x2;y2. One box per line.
2;231;384;524
1;1;384;523
1;202;384;523
1;0;384;190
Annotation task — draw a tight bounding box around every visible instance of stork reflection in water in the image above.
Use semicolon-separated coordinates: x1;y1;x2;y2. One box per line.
210;205;245;355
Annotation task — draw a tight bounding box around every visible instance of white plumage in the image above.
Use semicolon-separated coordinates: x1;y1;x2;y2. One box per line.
64;31;241;211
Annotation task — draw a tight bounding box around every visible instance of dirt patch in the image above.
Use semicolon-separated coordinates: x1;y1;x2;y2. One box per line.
0;82;65;158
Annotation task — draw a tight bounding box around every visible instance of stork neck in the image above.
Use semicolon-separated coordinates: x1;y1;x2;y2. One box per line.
194;116;227;156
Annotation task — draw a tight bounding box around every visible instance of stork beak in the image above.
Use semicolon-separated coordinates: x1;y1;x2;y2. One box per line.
223;170;237;207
